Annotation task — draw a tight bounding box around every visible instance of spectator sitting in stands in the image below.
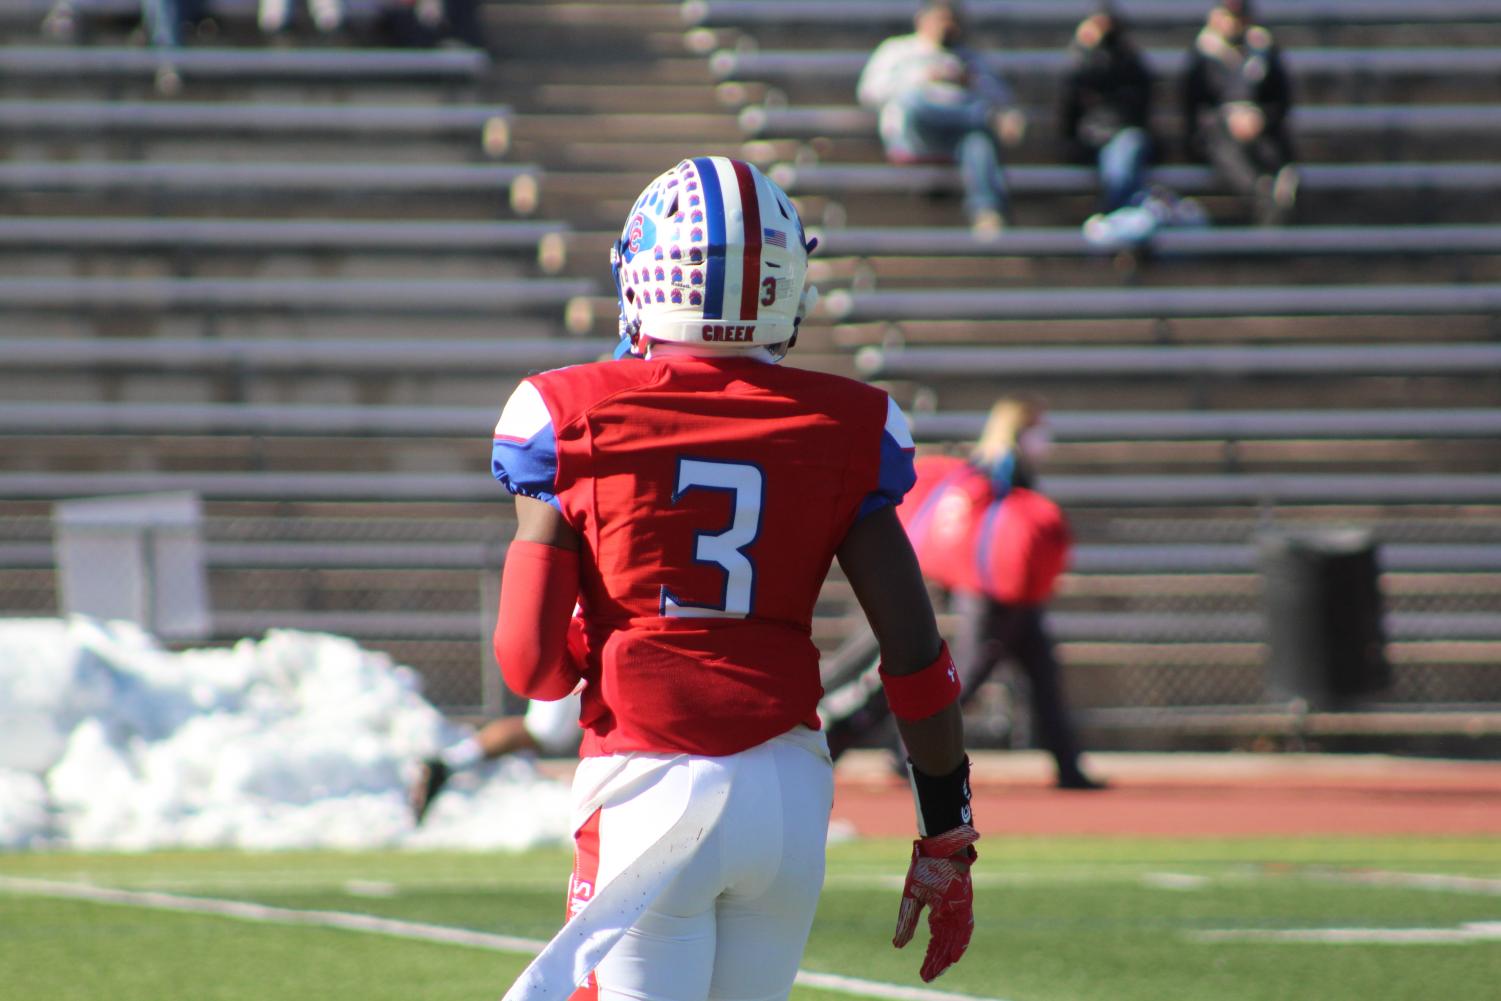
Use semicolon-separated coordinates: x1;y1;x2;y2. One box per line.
147;0;197;49
59;0;204;51
857;0;1026;236
378;0;489;49
259;0;343;35
1061;3;1155;214
1183;0;1299;225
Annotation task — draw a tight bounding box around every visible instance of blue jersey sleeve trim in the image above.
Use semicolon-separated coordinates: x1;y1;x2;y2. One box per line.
854;425;917;522
492;423;562;510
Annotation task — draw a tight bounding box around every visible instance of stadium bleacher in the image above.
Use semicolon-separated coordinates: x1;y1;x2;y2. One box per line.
0;276;590;315
708;46;1501;91
0;0;1495;739
806;222;1501;259
0;97;513;138
772;161;1501;197
0;44;487;81
683;1;1501;32
0;217;565;256
0;337;611;371
0;161;542;210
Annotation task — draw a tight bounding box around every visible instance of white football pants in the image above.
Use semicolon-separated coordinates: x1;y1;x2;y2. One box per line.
568;729;833;1001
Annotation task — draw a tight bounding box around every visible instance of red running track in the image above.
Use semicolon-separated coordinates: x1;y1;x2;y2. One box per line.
831;751;1501;838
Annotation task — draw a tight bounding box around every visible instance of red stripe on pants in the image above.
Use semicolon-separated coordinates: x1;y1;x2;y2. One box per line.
566;808;603;1001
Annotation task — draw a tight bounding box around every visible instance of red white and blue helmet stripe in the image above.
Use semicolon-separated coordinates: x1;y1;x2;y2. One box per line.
695;156;728;320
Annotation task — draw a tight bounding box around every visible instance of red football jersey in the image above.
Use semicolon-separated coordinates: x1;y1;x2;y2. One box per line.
492;352;916;757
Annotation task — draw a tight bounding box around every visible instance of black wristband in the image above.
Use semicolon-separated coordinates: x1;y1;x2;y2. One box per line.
907;755;972;836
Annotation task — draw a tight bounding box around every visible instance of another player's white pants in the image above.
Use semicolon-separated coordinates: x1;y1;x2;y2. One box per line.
525;692;585;756
568;728;834;1001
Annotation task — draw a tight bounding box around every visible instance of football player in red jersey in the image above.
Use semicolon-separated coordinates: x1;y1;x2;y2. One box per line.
491;157;977;1001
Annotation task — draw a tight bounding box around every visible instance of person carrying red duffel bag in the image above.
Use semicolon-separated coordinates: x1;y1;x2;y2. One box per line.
829;397;1104;790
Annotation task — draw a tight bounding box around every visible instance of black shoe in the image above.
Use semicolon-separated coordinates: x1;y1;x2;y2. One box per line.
1056;771;1107;791
409;759;450;823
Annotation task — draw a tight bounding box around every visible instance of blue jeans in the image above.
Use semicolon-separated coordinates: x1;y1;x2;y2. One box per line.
883;93;1009;221
141;0;204;47
1096;126;1151;213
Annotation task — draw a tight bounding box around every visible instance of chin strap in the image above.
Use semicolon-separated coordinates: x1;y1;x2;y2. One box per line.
610;241;644;355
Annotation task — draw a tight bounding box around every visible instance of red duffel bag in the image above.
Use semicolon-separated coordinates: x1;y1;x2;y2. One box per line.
898;455;1072;605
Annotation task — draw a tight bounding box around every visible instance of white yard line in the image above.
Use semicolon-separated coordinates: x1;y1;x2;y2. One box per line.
1191;922;1501;945
0;874;548;953
342;880;401;898
793;971;1013;1001
0;876;1015;1001
1305;869;1501;896
1141;872;1211;891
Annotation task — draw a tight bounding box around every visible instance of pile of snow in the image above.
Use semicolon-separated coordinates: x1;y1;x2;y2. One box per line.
0;618;572;852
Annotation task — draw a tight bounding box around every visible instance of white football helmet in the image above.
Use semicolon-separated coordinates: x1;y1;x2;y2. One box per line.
611;156;818;358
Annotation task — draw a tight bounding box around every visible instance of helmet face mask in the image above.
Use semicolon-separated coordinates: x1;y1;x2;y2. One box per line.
612;157;817;358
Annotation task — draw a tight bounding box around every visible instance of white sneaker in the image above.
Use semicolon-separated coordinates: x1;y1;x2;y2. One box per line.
1273;165;1299;210
970;209;1005;240
258;0;289;32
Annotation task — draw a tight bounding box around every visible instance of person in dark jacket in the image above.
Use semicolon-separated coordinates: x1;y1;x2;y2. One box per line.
1060;3;1155;213
1183;0;1298;224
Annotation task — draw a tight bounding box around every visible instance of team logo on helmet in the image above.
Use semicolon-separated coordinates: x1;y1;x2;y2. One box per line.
624;212;656;261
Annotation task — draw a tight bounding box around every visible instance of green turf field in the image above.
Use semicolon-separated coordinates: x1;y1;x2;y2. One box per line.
3;837;1498;1001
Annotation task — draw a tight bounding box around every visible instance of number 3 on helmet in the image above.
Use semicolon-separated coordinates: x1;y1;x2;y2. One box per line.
611;157;819;359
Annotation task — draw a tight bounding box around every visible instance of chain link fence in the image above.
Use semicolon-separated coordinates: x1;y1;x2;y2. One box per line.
2;507;1498;745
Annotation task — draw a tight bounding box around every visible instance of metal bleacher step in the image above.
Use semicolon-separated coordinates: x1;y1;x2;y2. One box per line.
0;216;565;259
0;41;483;75
2;469;1500;507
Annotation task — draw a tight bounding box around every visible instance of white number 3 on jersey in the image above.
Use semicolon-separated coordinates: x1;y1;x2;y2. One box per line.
661;458;764;619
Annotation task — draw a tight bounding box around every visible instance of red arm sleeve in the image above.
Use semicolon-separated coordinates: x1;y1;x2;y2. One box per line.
494;540;582;701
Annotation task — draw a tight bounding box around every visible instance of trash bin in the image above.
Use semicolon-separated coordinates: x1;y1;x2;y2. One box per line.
1258;528;1390;709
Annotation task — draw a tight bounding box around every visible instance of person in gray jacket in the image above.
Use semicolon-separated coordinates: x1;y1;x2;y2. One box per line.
858;0;1026;235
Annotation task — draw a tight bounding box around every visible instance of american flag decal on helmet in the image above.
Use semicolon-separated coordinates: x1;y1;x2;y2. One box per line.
764;228;788;249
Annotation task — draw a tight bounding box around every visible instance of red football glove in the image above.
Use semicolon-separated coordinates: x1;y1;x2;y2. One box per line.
892;824;978;982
